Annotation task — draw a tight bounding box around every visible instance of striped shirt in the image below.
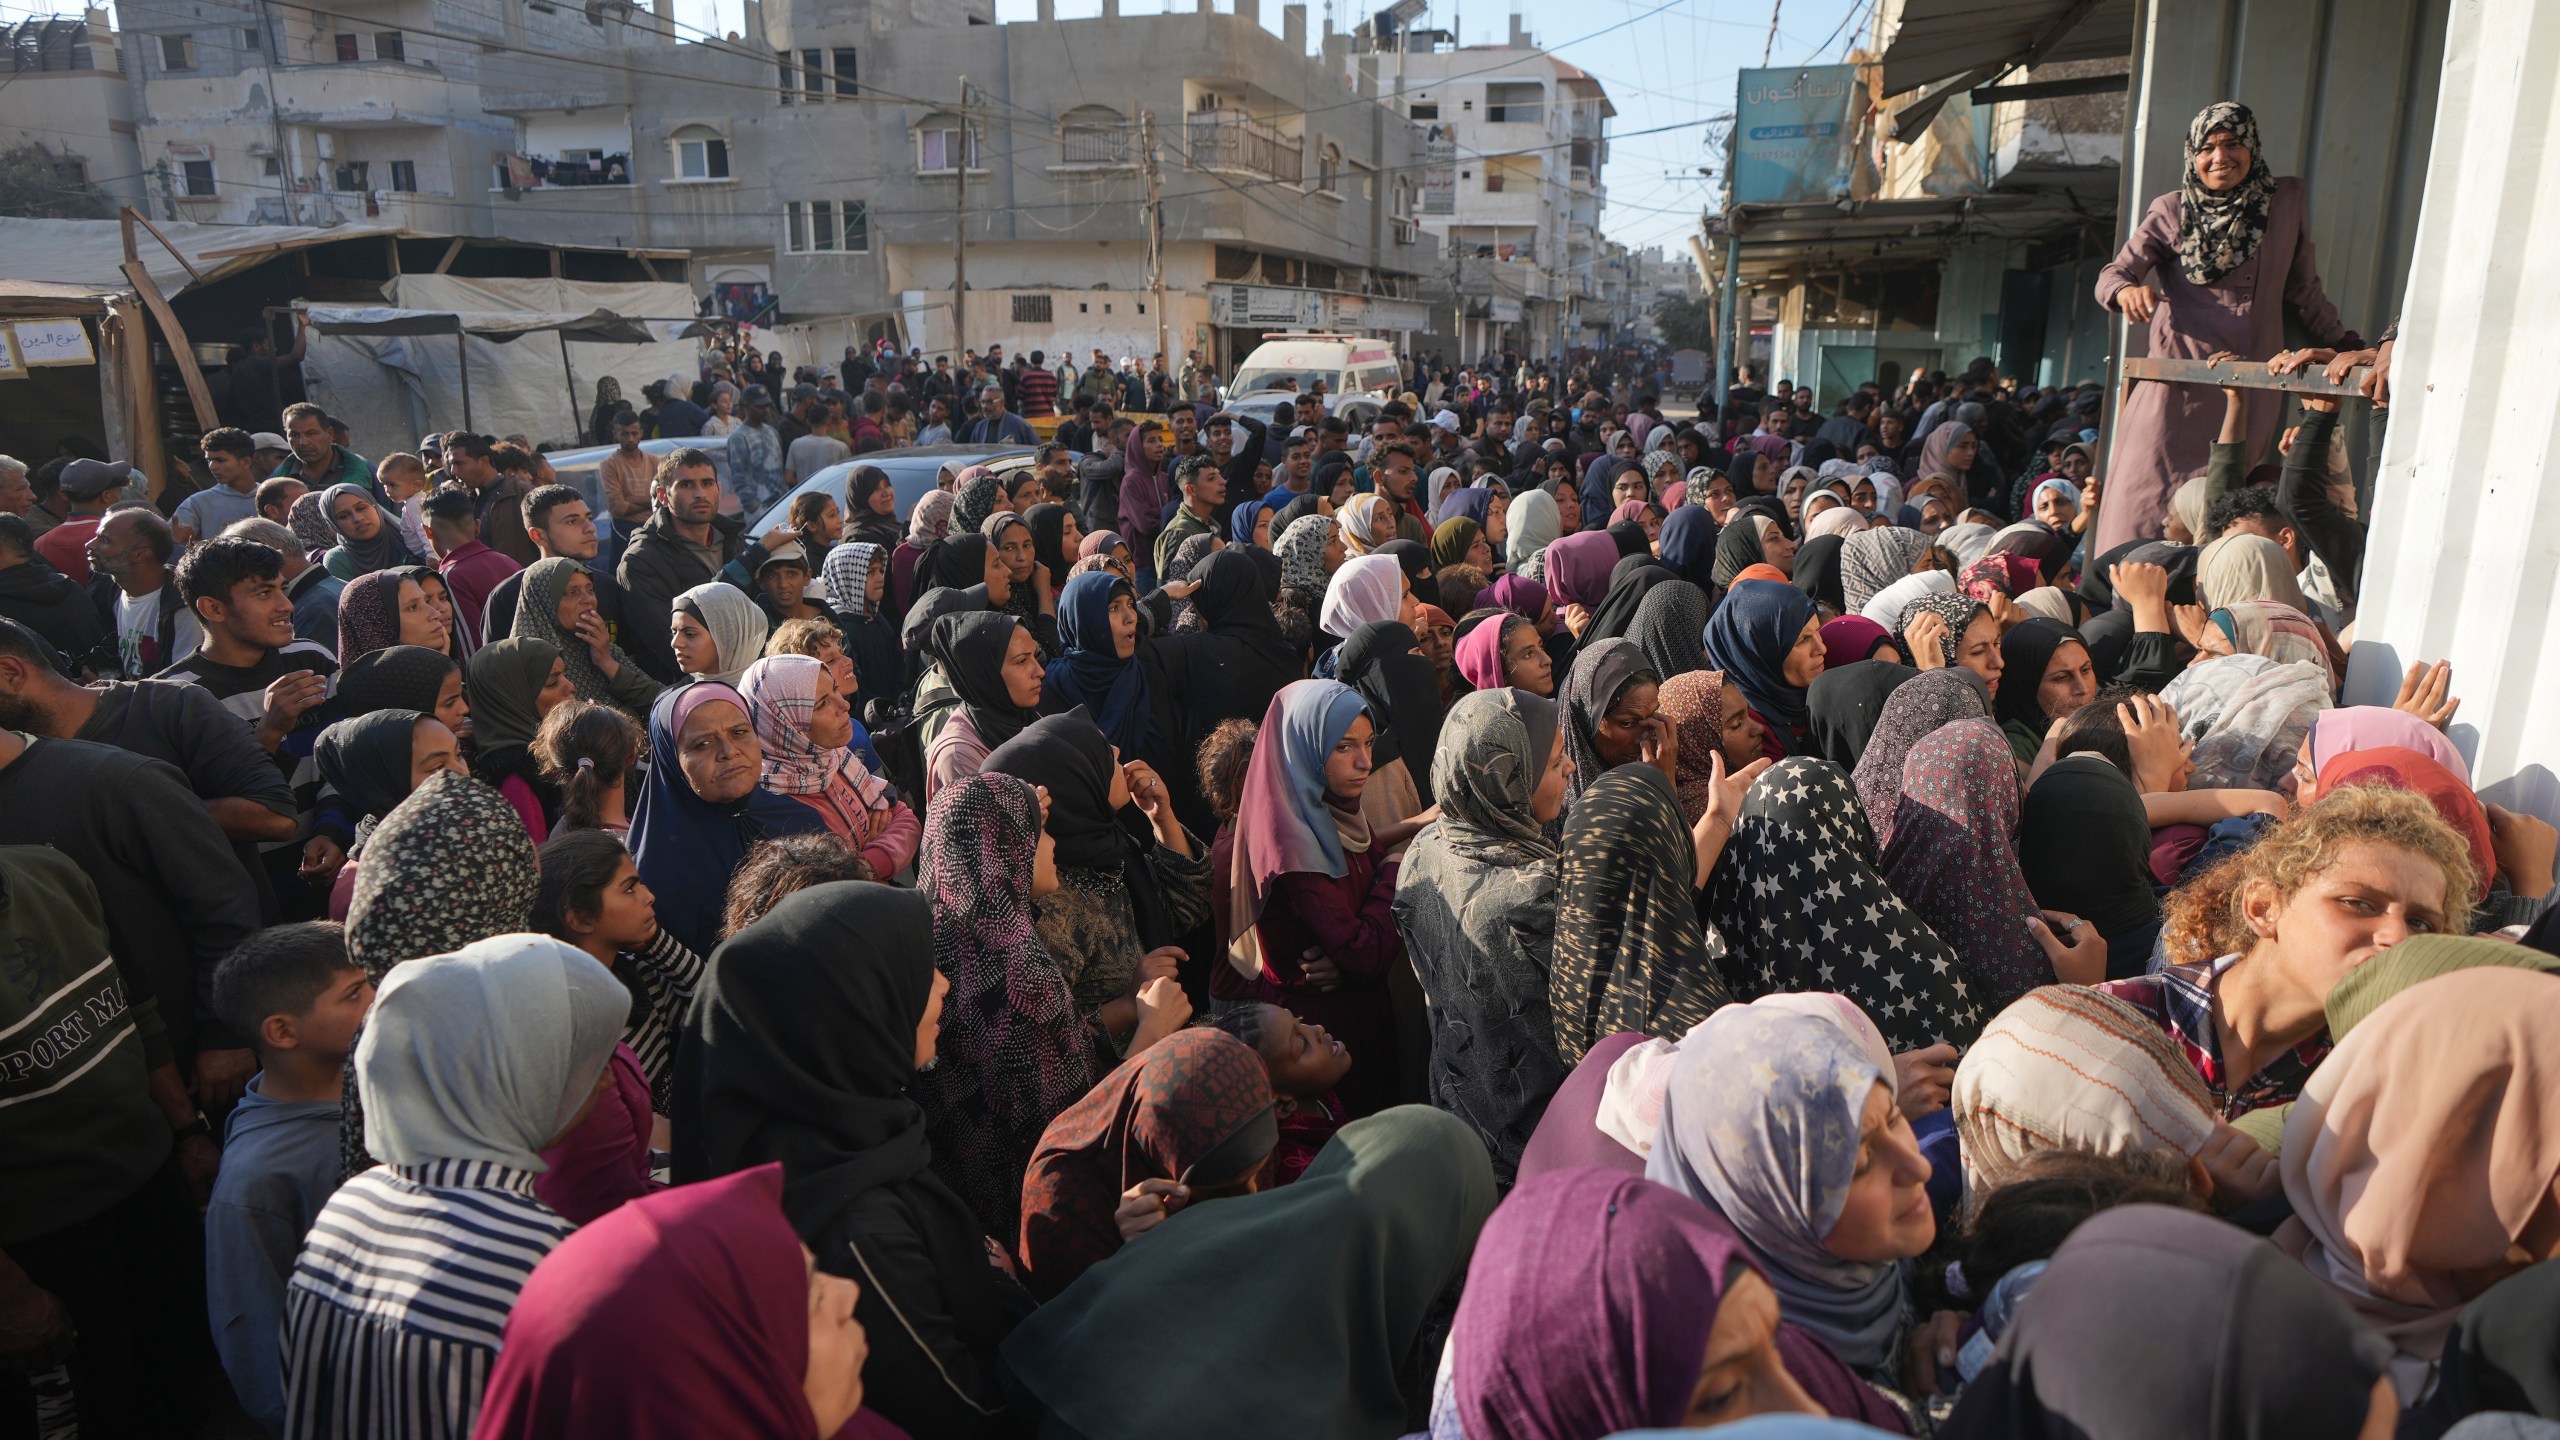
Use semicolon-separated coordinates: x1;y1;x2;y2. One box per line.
2096;954;2330;1119
619;926;705;1117
278;1158;569;1440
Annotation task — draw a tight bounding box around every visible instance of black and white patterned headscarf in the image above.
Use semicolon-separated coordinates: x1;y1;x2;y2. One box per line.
2177;101;2277;285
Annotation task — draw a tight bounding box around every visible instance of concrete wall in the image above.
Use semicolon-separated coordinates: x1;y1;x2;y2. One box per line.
0;63;145;207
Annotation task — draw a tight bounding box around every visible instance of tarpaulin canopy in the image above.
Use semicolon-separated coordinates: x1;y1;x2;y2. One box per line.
304;306;710;344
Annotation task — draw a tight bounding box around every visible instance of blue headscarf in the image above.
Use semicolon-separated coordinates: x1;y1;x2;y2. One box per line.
1229;495;1272;548
1657;505;1718;589
627;681;827;955
1436;486;1495;527
1043;571;1160;760
1704;579;1818;737
1229;678;1374;945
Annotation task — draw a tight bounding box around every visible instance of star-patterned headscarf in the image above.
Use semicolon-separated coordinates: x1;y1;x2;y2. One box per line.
1702;757;1983;1051
1877;717;2055;1014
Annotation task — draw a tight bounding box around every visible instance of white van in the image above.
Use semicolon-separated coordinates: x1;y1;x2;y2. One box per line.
1227;333;1403;411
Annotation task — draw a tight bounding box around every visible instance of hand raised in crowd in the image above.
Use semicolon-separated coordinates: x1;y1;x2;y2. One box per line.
2173;604;2233;658
2392;659;2461;729
760;524;797;552
2486;804;2559;900
256;668;329;753
1902;610;1949;671
1690;751;1773;887
1985;591;2025;633
569;608;619;677
1131;975;1191;1049
1638;712;1677;786
1115;1178;1190;1243
1892;1043;1958;1120
2027;909;2107;985
2119;694;2191;794
1161;577;1201;600
2194;1124;2281;1213
2110;560;2172;635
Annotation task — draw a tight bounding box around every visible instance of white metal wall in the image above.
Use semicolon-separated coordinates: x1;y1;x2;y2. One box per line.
2345;0;2560;821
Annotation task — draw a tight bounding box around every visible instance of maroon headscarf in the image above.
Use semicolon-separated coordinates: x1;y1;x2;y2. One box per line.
1545;530;1623;610
1016;1029;1277;1301
475;1163;910;1440
1819;615;1894;667
1961;551;2042;603
1878;716;2054;1012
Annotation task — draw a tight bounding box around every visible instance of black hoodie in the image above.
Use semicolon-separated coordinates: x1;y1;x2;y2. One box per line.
0;558;107;673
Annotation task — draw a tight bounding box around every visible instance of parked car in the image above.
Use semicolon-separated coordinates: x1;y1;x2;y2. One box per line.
744;444;1039;536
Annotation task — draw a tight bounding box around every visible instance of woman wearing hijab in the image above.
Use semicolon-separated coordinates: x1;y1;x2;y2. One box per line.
982;709;1209;1042
1272;511;1341;657
1002;1108;1495;1440
1433;515;1491;573
1991;616;2097;762
673;882;1034;1438
818;540;904;703
2159;652;2333;791
509;557;662;716
1706;579;1826;759
669;581;769;688
1163;532;1225;633
1394;687;1569;1182
337;644;464;736
2208;598;2337;682
1657;504;1719;590
1961;551;2042;608
1338;493;1392;559
474;1163;905;1440
890;488;954;617
1023;499;1078;582
1556;637;1661;817
1952;983;2218;1198
912;771;1115;1244
1454;611;1556;697
1849;667;1996;846
1802;659;1919;772
1939;1205;2398;1440
279;935;627;1440
951;467;1006;538
336;567;445;665
1543;530;1621;634
1629;578;1713;683
1881;718;2095;1011
318;482;421;581
920;612;1043;803
1218;679;1425;1117
2021;744;2165;968
1507;486;1562;573
1441;1168;1909;1437
1706;758;1982;1050
1713;512;1777;589
2096;101;2358;554
1794;532;1849;613
1840;529;1932;617
1175;545;1304;734
1335;619;1442;829
846;463;903;552
1043;569;1168;764
1818;616;1898;668
1550;764;1735;1065
1015;1028;1277;1302
1320;552;1410;648
1580;555;1682;651
466;636;571;840
628;681;826;955
1645;999;1934;1392
738;653;919;880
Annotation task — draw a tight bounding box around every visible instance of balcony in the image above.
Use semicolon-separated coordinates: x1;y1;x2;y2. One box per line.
1058;122;1133;168
494;151;632;190
1391;216;1419;245
1186;109;1301;186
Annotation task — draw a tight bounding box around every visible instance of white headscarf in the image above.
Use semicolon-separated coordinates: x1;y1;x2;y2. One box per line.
1860;567;1957;628
1320;553;1404;639
676;581;771;688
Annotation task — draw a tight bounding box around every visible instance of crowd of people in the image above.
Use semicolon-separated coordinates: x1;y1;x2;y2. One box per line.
0;104;2550;1440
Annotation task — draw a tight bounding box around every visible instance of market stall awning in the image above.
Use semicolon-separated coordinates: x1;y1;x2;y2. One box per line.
303;306;710;344
1707;194;2096;284
1877;0;2134;137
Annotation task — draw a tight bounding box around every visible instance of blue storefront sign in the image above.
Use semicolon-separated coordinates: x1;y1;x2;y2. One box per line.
1733;65;1863;205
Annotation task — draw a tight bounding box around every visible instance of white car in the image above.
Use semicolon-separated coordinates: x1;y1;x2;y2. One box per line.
1226;333;1404;411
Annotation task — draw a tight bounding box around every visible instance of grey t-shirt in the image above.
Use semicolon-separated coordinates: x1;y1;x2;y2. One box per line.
786;433;852;484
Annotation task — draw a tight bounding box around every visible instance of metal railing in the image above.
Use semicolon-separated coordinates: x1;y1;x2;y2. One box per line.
1059;124;1132;166
1185;109;1301;184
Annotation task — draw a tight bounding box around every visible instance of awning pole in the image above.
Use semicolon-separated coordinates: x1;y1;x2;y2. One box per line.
558;331;582;445
457;327;474;431
1713;232;1741;429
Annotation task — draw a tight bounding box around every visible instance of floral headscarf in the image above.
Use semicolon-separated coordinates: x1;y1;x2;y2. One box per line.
1275;512;1335;593
2178;101;2277;285
287;489;337;558
738;653;895;818
1895;590;1984;669
952;469;1006;536
1849;665;1994;851
906;489;956;546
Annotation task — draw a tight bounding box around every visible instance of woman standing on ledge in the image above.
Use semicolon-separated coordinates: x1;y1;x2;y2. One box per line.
2094;101;2360;553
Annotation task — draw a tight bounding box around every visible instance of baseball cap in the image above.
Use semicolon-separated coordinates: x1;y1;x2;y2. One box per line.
756;540;809;574
58;457;130;499
251;432;291;453
1288;425;1316;444
743;384;773;406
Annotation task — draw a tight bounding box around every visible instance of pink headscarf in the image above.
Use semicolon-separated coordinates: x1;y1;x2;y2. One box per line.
1818;616;1894;667
1806;505;1868;542
2307;706;2469;784
1545;531;1622;609
1456;614;1524;691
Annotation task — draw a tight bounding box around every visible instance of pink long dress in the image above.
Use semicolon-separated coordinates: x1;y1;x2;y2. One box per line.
2092;176;2360;554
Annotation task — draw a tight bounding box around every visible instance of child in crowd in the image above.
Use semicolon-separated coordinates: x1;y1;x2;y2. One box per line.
1206;1002;1353;1188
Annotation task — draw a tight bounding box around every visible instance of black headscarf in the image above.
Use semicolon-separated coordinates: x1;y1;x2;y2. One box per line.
1793;533;1847;613
929;612;1039;751
2078;605;2136;683
924;532;992;596
2442;1258;2560;1423
1993;616;2086;748
671;881;1032;1420
1803;659;1918;770
314;708;422;827
2078;537;2149;611
1581;556;1680;649
901;583;986;688
1603;520;1651;559
1627;578;1712;683
1722;447;1758;496
1336;620;1444;807
1376;538;1434;594
1271;492;1323;545
981;708;1183;951
1558;637;1655;808
336;644;455;718
2019;755;2163;945
1550;763;1731;1065
1939;1205;2393;1440
847;465;902;551
1711;514;1770;589
1182;549;1301;732
1023;502;1074;587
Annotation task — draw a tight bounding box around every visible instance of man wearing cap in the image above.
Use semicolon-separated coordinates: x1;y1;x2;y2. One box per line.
272;403;372;499
725;385;785;516
34;458;128;585
419;486;519;657
249;432;292;483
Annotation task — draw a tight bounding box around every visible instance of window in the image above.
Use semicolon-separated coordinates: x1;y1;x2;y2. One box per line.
831;47;856;96
778;47;850;102
180;159;215;196
1057;105;1127;166
1316;143;1340;193
1485;167;1504;192
159;32;193;70
241;26;260;51
332;160;368;190
671;125;729;179
784;200;868;254
334;33;358;61
1408;101;1438;120
801;48;821;97
375;31;403;61
389;159;416;191
1012;294;1053;324
916;116;978;173
51;158;85;185
1486;82;1543;123
262;156;279;175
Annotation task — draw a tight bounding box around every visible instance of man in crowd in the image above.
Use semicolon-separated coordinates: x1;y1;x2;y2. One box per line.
1274;427;1316;494
33;457;125;584
440;433;537;568
1077;412;1132;537
1016;349;1059;419
1030;443;1079;505
0;514;106;668
223;314;309;433
421;487;519;658
787;398;853;490
619;448;767;682
477;483;622;645
1373;444;1433;545
87;508;200;678
598;412;658;530
222;516;341;650
1077;348;1119;403
173;430;265;544
653;376;708;438
960;384;1037;446
0;456;31;528
1152;456;1227;579
272;403;372;496
254;475;305;529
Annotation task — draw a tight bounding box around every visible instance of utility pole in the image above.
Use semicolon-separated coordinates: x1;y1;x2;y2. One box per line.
1140;110;1170;373
952;78;969;360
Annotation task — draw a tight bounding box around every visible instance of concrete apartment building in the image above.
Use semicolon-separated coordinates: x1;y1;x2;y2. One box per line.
0;12;147;209
1351;17;1613;359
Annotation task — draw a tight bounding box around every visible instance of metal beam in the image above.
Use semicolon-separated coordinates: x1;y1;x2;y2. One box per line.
2121;355;2371;399
1971;72;2129;104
